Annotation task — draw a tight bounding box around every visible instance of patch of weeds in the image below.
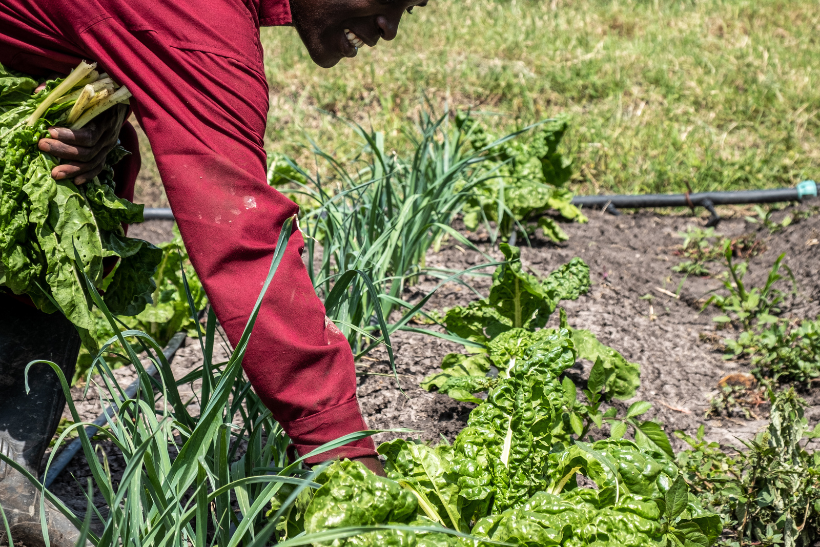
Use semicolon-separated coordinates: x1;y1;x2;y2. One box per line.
793;205;820;222
673;228;765;277
745;205;793;234
706;384;767;421
677;389;820;547
746;205;819;234
704;244;794;330
674;259;712;276
725;317;820;385
673;227;723;275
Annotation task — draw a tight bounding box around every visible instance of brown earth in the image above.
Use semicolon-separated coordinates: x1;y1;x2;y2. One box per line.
47;200;820;521
358;202;820;453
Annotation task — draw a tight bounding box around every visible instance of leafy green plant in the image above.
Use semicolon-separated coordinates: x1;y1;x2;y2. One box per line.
725;317;820;385
676;389;820;546
297;326;720;547
745;205;792;233
673;260;711;276
704;244;793;329
420;244;639;404
672;228;764;277
455;115;586;244
273;110;528;357
75;227;207;382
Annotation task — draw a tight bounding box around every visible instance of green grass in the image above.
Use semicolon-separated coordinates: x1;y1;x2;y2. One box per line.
254;0;819;197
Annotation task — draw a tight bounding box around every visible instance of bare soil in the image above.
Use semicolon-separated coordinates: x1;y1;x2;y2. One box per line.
359;203;820;452
48;201;820;519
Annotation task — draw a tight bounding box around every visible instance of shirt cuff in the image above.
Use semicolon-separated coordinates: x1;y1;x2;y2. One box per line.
284;397;377;465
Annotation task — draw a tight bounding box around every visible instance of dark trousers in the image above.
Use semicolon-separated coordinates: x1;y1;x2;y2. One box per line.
0;297;80;472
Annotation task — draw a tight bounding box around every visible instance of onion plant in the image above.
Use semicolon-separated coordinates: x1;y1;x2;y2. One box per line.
0;218;404;547
271;109;531;357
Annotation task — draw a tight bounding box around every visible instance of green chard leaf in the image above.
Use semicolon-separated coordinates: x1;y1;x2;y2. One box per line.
487;243;555;334
570;328;640;400
102;236;163;316
304;460;419;547
420;353;494;404
0;65;37;112
378;440;466;532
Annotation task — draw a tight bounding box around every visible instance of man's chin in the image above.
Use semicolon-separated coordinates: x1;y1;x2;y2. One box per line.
315;56;342;69
306;45;343;69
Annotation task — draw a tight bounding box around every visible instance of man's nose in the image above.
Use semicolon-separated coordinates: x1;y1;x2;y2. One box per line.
375;14;400;41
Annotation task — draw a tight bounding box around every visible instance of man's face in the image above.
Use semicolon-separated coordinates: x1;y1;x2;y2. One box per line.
289;0;428;68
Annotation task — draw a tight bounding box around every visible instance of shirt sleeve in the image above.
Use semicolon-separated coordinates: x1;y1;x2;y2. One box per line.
77;17;376;463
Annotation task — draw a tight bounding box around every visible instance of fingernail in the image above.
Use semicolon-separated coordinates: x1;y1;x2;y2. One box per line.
48;127;58;139
38;140;50;152
53;171;65;180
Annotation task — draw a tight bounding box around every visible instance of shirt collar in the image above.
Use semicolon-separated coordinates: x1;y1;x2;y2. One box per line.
258;0;293;26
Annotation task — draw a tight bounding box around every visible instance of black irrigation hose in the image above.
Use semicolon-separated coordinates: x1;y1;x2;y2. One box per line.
140;182;818;227
570;181;818;227
42;332;187;488
143;207;174;221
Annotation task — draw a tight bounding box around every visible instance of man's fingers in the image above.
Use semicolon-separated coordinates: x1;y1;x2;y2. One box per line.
51;161;103;184
74;165;105;186
45;123;101;147
50;148;110;182
39;129;118;163
39;138;98;162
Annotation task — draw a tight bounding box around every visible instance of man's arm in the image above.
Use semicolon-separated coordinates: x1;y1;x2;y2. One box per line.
75;16;378;465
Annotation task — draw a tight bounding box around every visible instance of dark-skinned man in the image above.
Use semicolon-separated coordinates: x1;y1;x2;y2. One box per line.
0;0;426;545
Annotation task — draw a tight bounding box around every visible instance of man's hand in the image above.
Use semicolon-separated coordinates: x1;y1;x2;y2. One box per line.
35;80;127;185
351;455;386;477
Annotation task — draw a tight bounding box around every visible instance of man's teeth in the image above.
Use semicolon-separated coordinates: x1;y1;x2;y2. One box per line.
344;29;365;49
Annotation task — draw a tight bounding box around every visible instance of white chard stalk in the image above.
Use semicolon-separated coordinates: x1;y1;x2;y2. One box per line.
66;85;95;125
70;86;131;130
26;61;97;126
81;88;112;112
75;70;101;89
55;77;118;105
500;417;514;468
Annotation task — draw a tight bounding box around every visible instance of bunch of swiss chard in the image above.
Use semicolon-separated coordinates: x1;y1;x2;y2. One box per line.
456;115;586;244
420;244;640;407
0;61;160;344
270;325;721;547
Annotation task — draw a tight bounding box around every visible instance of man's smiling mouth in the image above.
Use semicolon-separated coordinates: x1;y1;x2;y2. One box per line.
344;29;366;50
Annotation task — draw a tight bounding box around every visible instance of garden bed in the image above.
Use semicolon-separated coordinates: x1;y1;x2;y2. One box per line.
49;202;820;529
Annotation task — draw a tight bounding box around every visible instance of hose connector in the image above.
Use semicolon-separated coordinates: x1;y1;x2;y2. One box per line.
797;180;817;199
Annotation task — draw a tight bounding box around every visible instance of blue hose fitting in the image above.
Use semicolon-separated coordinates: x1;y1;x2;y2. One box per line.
797;180;817;199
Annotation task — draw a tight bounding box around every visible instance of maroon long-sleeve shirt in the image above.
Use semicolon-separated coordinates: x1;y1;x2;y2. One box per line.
0;0;376;463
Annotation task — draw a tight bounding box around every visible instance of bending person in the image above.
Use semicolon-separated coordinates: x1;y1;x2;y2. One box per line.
0;0;426;545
